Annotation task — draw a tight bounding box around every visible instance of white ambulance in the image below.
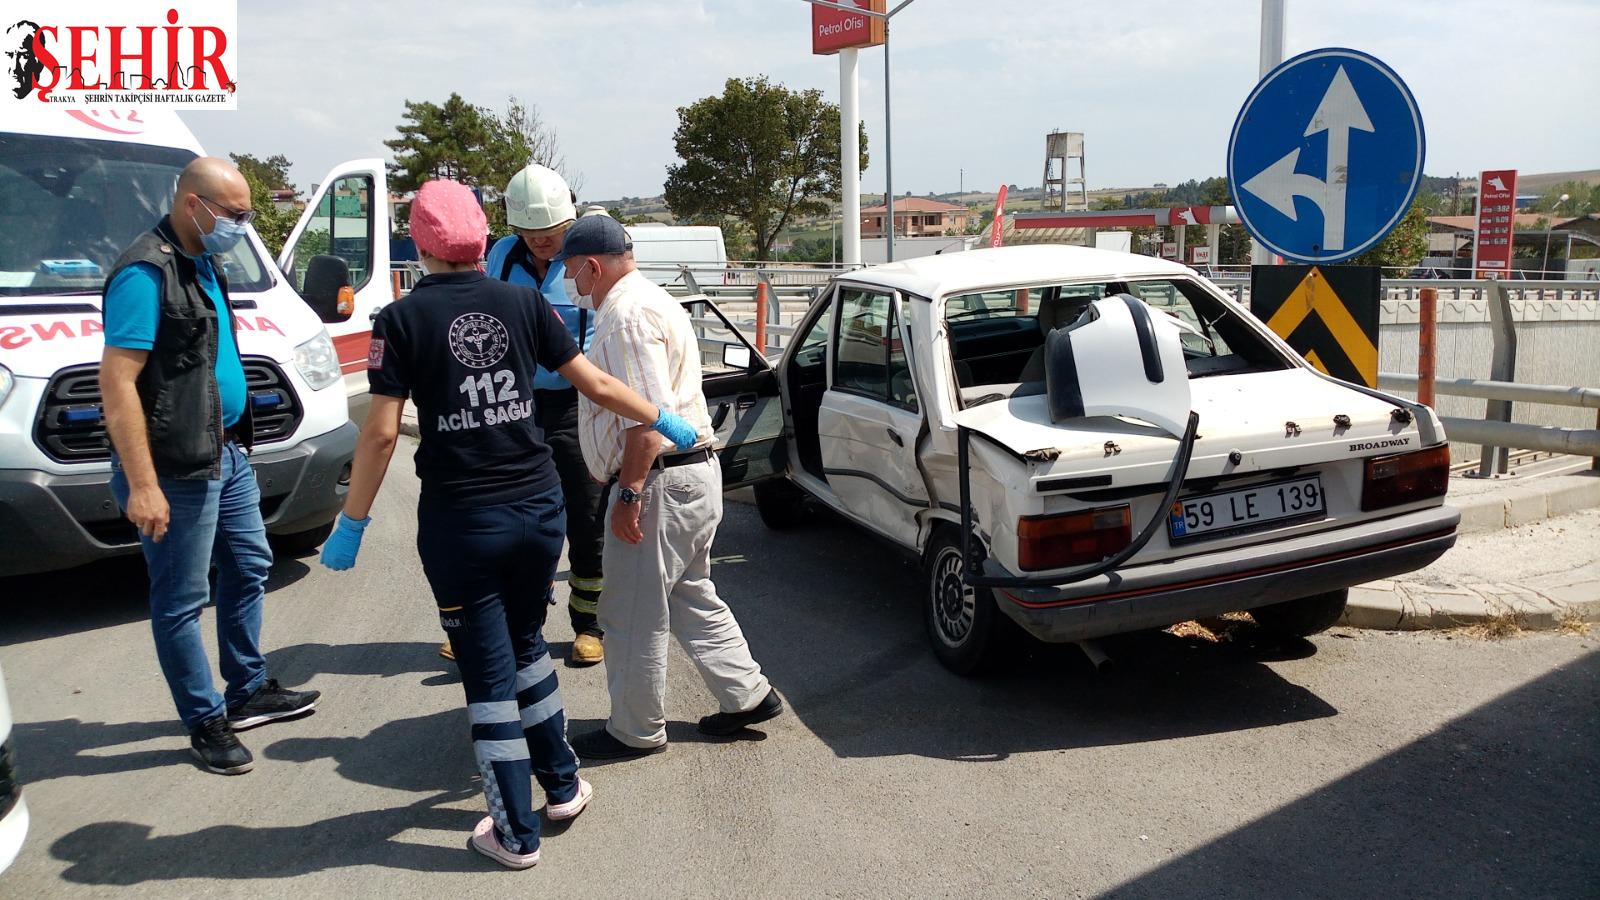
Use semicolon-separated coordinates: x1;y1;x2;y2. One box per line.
0;108;389;576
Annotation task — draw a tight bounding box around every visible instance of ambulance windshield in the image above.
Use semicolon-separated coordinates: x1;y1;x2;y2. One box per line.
0;132;272;297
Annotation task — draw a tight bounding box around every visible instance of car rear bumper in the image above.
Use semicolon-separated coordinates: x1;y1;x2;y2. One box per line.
989;504;1460;643
0;421;356;578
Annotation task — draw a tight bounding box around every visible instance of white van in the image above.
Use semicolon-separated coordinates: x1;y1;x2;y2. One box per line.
0;108;370;576
625;224;728;290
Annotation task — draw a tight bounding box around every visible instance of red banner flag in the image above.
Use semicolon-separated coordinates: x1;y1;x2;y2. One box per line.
989;185;1008;248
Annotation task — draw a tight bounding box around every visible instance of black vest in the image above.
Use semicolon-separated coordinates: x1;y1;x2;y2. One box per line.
101;217;253;480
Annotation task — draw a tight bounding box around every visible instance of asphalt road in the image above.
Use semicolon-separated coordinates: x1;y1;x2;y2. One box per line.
1;443;1596;898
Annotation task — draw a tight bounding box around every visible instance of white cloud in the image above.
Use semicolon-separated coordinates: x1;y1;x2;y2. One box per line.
181;0;1600;205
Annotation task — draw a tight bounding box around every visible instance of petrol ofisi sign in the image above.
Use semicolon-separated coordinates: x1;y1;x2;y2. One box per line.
812;0;886;55
1473;169;1517;278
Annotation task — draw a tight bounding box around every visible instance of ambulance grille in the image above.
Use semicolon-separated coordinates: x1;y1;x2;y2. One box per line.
32;359;303;464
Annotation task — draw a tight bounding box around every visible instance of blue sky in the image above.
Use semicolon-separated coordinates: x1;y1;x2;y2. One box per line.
184;0;1600;202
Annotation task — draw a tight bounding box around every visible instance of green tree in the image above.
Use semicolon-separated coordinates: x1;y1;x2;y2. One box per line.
1345;199;1429;272
664;76;868;261
384;93;522;232
229;153;294;194
237;165;295;257
1528;181;1600;217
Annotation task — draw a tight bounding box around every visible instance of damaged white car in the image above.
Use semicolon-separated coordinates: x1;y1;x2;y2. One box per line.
695;246;1459;674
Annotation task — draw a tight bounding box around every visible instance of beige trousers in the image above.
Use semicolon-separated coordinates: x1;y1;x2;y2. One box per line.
599;456;770;748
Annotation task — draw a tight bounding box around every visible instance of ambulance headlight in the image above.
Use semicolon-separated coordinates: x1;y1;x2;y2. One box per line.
294;330;341;391
0;363;13;410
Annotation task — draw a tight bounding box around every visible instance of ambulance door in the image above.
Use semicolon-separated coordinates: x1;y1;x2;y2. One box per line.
278;160;392;423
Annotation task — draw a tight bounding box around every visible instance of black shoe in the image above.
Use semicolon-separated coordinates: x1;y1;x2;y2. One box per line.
571;728;666;761
227;678;320;730
190;716;254;775
697;688;785;736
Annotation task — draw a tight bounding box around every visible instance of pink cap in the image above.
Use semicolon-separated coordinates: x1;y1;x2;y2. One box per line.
410;179;486;263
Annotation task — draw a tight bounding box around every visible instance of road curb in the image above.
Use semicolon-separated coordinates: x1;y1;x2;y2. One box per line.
1342;564;1600;632
1451;471;1600;535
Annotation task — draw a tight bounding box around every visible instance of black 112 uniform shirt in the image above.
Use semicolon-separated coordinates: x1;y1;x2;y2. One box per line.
367;270;579;506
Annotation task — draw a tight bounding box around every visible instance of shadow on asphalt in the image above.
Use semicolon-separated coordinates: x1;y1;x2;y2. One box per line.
1101;648;1600;898
49;796;489;882
709;501;1339;762
0;555;311;646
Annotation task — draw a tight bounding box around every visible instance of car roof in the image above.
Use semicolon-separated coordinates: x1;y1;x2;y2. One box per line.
839;245;1199;298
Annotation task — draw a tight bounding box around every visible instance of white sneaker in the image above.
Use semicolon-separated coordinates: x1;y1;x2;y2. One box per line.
547;777;594;821
467;816;540;869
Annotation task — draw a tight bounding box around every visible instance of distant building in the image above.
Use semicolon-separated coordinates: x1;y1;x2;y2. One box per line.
861;197;971;238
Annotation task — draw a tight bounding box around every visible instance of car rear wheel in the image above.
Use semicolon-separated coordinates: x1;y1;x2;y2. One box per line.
924;529;1015;676
268;521;335;558
1249;588;1349;637
753;478;808;531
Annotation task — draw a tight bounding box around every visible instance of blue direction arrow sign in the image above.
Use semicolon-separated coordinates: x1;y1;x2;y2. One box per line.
1228;48;1425;264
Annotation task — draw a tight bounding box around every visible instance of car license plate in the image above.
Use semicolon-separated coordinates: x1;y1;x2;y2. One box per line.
1168;475;1325;542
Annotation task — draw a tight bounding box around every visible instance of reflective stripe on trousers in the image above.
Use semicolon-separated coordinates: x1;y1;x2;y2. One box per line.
418;484;580;854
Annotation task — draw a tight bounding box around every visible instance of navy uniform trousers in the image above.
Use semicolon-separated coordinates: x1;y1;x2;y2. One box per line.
416;483;580;855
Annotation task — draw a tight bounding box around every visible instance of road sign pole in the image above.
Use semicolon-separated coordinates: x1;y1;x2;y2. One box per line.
840;47;861;266
1251;0;1285;267
884;20;895;262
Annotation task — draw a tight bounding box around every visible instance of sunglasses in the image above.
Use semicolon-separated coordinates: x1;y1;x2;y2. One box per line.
199;195;256;226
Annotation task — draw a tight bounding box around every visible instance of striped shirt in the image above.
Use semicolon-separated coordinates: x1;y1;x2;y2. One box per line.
577;270;713;481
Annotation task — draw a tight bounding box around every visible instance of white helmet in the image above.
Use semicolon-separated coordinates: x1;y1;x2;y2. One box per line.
504;164;576;231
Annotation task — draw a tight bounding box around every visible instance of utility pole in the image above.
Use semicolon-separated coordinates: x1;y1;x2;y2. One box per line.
1250;0;1286;267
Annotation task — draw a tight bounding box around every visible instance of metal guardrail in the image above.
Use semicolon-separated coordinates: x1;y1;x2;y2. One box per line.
1379;373;1600;465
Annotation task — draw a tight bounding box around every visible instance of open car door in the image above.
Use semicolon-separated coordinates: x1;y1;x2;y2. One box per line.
276;159;391;423
685;297;786;488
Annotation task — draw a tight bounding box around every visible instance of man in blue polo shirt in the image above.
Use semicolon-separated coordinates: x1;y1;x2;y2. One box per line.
484;163;609;666
99;156;318;776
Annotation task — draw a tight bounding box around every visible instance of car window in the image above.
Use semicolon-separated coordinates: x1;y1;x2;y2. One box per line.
833;287;918;411
944;283;1110;325
886;302;918;412
1125;278;1233;357
835;287;890;397
794;294;835;368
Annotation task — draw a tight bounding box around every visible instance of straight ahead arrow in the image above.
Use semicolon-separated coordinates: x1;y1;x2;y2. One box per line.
1303;65;1375;252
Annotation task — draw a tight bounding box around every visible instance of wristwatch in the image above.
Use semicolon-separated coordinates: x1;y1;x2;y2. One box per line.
619;486;642;505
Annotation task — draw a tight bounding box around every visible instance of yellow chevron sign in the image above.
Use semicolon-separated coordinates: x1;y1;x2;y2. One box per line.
1251;265;1381;387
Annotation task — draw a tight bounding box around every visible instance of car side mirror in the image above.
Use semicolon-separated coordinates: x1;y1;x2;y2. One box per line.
722;343;753;370
302;254;352;323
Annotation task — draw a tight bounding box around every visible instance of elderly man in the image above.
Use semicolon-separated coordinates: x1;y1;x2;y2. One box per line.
99;157;318;776
482;164;608;666
555;216;783;760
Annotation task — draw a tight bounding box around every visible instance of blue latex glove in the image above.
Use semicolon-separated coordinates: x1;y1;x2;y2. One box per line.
652;407;698;451
320;513;371;571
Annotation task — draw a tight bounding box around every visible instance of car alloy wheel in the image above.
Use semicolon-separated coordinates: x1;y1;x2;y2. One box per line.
931;546;976;648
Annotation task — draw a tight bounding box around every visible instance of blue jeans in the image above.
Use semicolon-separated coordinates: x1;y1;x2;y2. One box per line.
417;484;579;855
111;442;272;730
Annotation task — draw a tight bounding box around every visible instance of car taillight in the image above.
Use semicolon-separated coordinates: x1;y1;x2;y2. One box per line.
1361;445;1450;511
1017;505;1131;571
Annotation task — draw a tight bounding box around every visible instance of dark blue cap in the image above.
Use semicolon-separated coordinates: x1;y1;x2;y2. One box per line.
552;214;632;263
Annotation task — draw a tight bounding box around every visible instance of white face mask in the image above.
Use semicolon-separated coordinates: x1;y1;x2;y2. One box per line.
565;261;595;310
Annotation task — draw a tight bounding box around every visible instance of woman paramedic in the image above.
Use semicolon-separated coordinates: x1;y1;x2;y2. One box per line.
318;180;697;869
